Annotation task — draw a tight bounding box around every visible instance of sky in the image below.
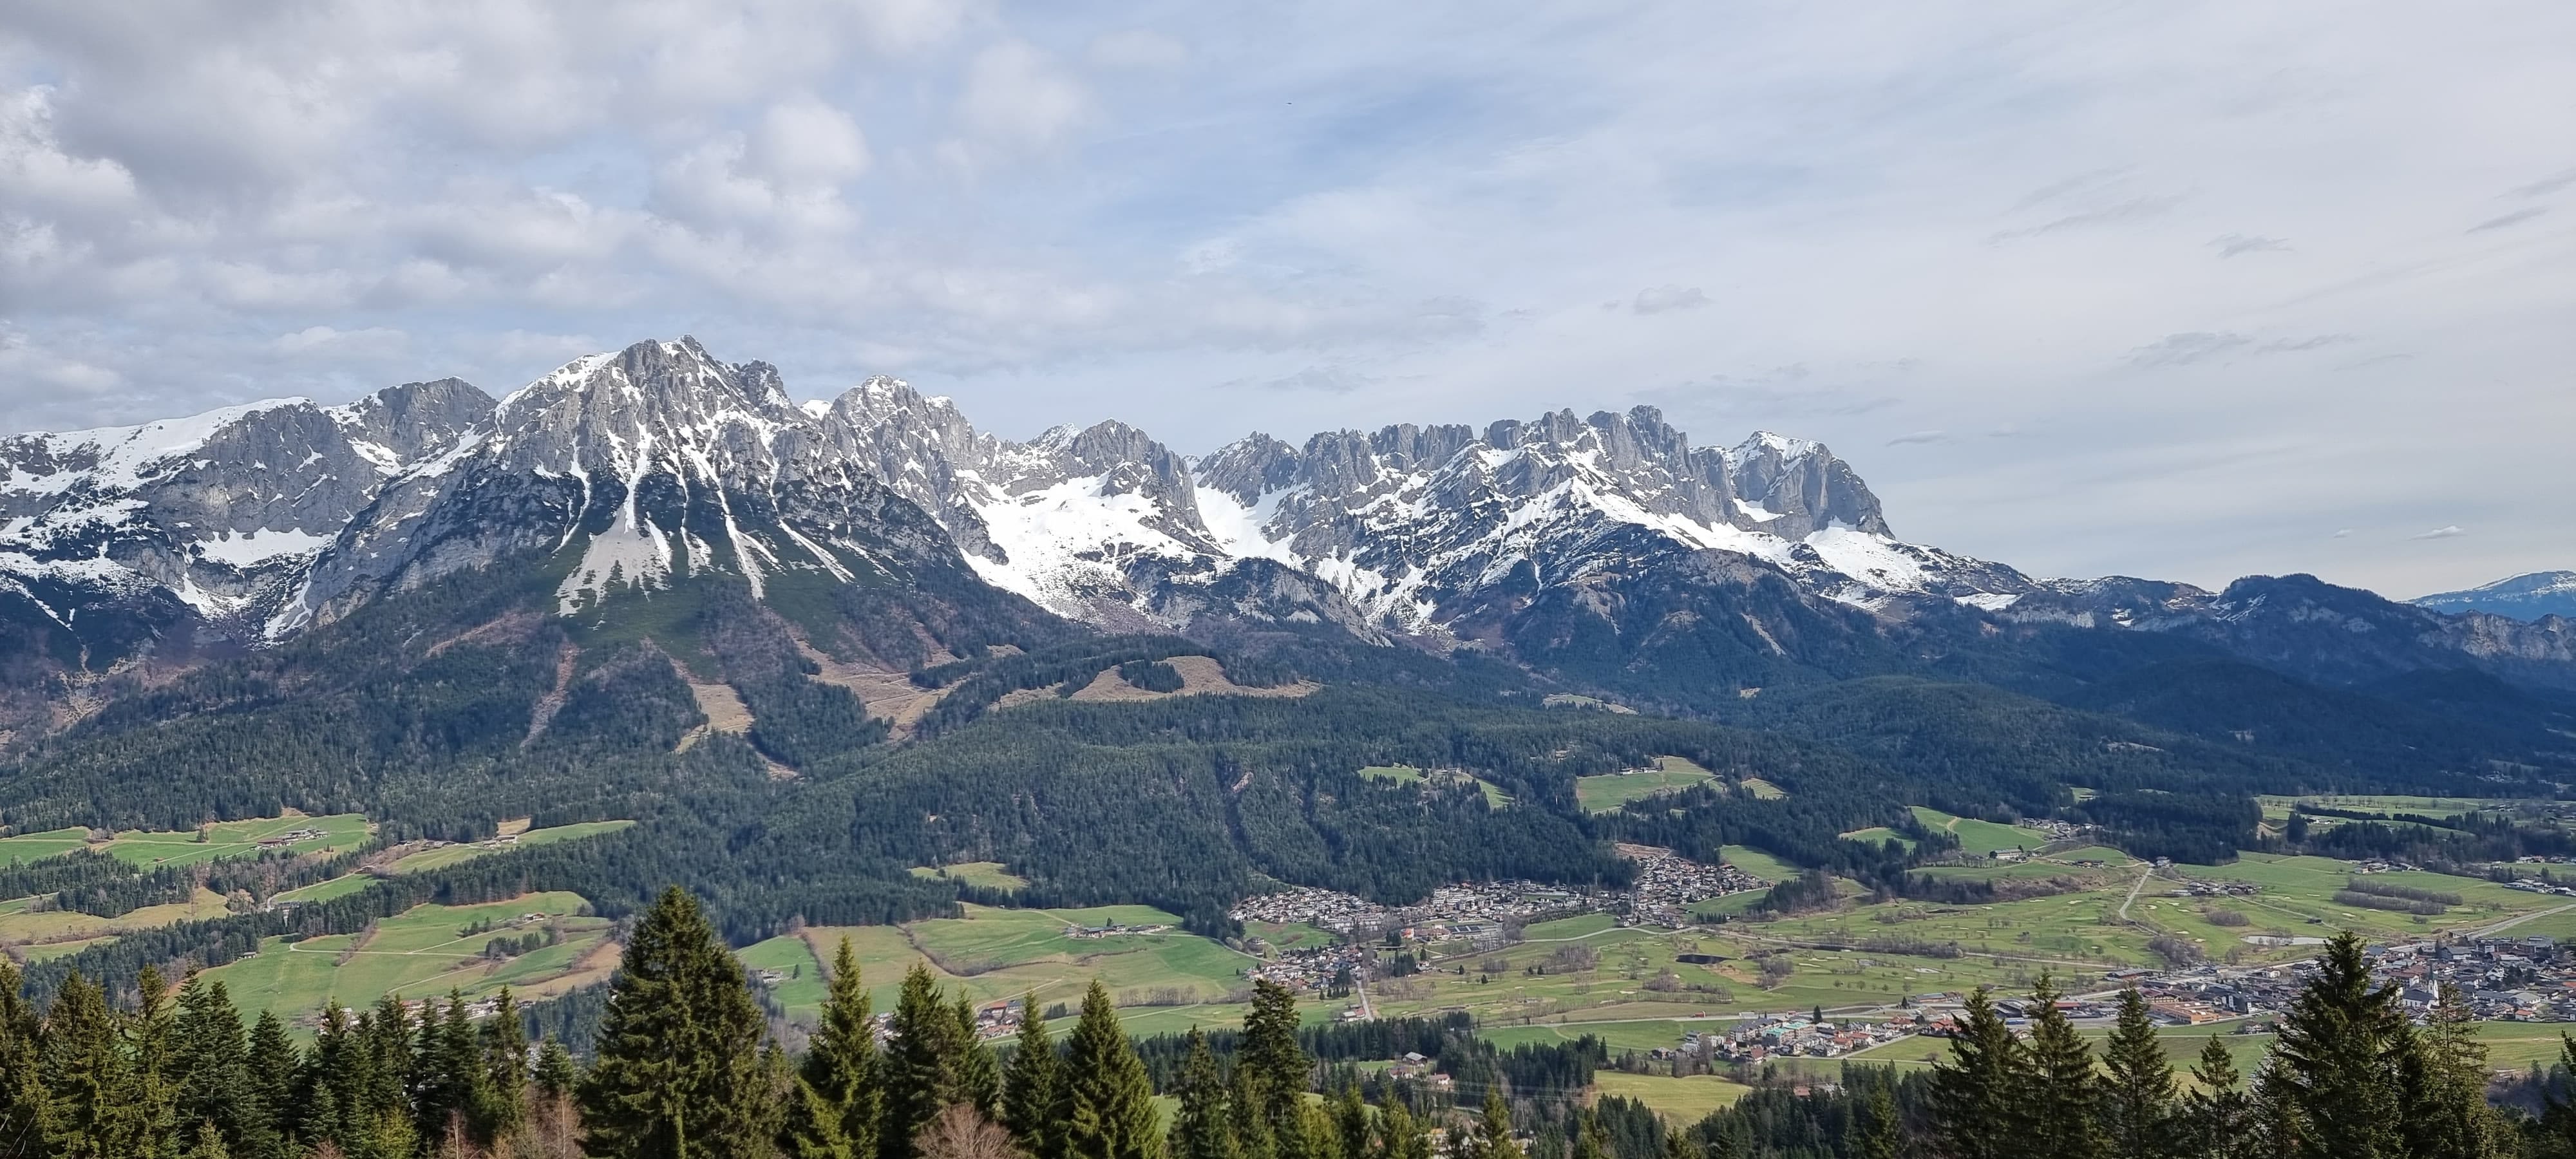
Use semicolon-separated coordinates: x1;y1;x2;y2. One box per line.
1;1;2569;600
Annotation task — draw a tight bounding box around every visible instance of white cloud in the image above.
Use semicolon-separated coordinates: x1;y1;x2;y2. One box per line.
272;325;409;357
1089;30;1188;70
0;0;2571;598
1631;285;1709;314
2412;525;2468;540
955;41;1094;154
749;97;871;184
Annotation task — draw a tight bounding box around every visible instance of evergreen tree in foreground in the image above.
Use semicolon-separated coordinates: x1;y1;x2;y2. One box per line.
2181;1035;2257;1159
2266;931;2406;1159
782;938;881;1159
1059;980;1160;1159
1929;986;2025;1159
1167;1028;1235;1159
2100;986;2177;1159
1003;991;1060;1159
578;885;775;1158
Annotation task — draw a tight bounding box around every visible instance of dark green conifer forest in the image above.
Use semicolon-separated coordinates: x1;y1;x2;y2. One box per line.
0;887;2569;1158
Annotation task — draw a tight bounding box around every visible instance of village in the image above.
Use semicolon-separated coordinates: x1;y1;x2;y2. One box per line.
1227;845;1766;944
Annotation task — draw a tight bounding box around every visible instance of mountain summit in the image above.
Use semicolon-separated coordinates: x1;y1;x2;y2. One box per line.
5;336;2573;738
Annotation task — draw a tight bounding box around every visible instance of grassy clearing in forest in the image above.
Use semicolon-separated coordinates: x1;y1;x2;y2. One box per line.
776;904;1255;1032
202;892;614;1026
1359;765;1512;808
908;862;1030;892
1576;757;1717;813
381;820;636;874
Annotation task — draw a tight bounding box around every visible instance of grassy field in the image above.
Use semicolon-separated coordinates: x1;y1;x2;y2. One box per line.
777;904;1258;1032
2166;853;2559;947
100;813;371;868
1576;757;1716;813
1359;765;1511;808
909;862;1031;892
2256;794;2512;820
1718;846;1801;884
1839;827;1917;851
0;828;93;863
0;815;371;871
0;887;235;959
381;820;636;874
1593;1072;1755;1120
1738;778;1788;801
1908;808;2040;856
203;891;616;1027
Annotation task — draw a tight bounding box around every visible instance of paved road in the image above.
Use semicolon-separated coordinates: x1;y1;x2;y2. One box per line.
2117;865;2156;922
2472;901;2576;939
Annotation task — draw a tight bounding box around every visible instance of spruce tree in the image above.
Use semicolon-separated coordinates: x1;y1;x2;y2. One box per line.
1659;1129;1700;1159
2023;974;2104;1159
1240;981;1307;1128
43;972;138;1159
1059;980;1159;1159
1003;993;1059;1159
1228;1053;1276;1159
577;885;779;1158
1928;986;2025;1159
1168;1029;1236;1159
1473;1092;1522;1159
2396;983;2510;1159
2181;1037;2257;1159
2537;1034;2576;1159
173;974;271;1159
882;963;963;1159
482;988;531;1142
129;966;180;1153
2266;932;2405;1159
417;990;489;1145
1377;1095;1428;1159
0;958;48;1159
1332;1084;1368;1159
952;997;1003;1118
784;938;880;1159
182;1120;232;1159
2099;987;2177;1159
1567;1112;1604;1159
245;1008;298;1158
1274;1102;1337;1159
1855;1077;1900;1159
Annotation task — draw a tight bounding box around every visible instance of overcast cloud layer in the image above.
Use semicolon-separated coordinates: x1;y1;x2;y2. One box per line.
2;0;2569;598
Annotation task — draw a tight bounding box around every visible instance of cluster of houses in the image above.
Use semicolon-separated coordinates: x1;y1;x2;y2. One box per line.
1243;943;1371;994
1617;845;1768;927
2014;818;2094;842
253;827;329;848
1066;921;1171;939
2164;878;2262;900
1227;848;1767;941
2500;877;2576;899
2100;934;2576;1026
1642;1013;1926;1064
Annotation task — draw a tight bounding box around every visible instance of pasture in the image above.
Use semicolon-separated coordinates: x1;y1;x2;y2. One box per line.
909;862;1031;892
203;891;617;1026
100;813;370;868
1908;808;2040;856
773;904;1256;1032
381;819;636;874
1591;1073;1755;1120
1575;757;1716;813
1358;765;1512;808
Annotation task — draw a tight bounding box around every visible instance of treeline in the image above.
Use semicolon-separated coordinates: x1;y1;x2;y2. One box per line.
1669;931;2576;1159
1134;1012;1603;1113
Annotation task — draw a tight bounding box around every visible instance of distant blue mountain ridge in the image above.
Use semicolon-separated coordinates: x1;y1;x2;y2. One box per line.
2414;570;2576;621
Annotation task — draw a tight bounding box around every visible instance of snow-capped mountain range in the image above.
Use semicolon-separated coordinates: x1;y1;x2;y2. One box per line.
6;337;2570;700
0;337;2042;653
2414;572;2576;623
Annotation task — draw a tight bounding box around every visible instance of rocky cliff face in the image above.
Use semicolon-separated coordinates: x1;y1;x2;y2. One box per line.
0;379;490;647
